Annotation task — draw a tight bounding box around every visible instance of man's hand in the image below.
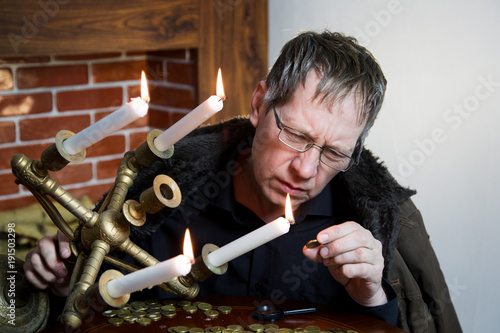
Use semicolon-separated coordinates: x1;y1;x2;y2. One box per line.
23;230;72;297
303;221;387;307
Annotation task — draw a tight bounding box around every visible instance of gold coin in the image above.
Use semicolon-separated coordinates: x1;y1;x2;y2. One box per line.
137;317;152;326
147;313;162;321
264;325;280;330
190;328;205;333
204;309;219;318
177;300;192;307
223;330;235;333
305;327;321;333
162;310;177;318
124;316;137;323
197;302;213;311
162;304;177;311
293;329;306;333
131;301;147;309
210;326;225;333
248;324;265;332
147;308;161;314
168;327;177;333
102;310;116;317
228;325;244;331
118;313;133;320
276;330;293;333
132;310;147;317
264;329;276;333
306;239;321;248
175;326;190;333
218;305;232;314
108;317;124;326
184;305;198;313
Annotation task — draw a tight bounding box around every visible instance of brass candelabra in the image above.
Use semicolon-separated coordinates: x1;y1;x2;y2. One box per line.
7;128;229;330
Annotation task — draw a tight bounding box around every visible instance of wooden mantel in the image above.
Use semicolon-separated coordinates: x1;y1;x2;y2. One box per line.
0;0;268;122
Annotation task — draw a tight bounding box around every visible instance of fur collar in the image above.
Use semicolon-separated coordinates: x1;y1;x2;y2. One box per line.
125;117;415;276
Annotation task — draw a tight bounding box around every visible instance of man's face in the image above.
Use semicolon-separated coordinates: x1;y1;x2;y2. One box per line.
249;71;365;211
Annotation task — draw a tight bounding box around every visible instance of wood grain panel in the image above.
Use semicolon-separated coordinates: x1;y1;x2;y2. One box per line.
0;0;199;56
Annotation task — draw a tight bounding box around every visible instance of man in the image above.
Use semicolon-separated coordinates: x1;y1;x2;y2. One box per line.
23;31;461;331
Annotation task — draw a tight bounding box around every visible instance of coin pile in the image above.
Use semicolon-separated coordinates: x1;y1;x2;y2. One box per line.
100;299;358;333
101;299;233;327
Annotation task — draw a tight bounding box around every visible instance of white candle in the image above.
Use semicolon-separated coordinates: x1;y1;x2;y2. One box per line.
106;254;192;299
207;217;291;268
154;68;225;152
62;71;149;155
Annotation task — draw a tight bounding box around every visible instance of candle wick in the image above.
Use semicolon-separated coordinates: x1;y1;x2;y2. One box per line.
218;96;227;102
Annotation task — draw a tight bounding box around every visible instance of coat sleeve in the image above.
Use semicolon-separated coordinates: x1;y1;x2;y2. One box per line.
390;199;462;333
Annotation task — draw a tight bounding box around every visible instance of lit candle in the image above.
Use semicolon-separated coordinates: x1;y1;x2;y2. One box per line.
106;229;194;299
207;194;294;268
153;68;225;152
62;71;150;156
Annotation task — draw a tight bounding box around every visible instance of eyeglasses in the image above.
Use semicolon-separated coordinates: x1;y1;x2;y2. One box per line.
272;102;357;172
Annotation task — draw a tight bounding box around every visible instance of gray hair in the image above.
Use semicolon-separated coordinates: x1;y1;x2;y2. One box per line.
264;31;387;153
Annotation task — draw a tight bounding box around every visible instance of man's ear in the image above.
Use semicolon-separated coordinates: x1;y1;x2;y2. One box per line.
250;81;268;128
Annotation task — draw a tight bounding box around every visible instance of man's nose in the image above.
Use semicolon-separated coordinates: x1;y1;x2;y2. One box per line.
290;147;321;179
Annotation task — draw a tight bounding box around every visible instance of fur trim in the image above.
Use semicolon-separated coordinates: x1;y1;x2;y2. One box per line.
113;117;414;277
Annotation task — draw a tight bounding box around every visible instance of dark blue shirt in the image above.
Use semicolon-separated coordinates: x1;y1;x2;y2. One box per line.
126;165;399;326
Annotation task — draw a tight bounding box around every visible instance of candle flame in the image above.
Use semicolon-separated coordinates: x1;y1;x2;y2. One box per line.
285;193;294;224
216;68;225;100
141;70;150;103
183;228;195;264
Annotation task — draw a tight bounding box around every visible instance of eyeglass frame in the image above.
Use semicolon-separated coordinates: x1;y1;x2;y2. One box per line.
272;102;360;172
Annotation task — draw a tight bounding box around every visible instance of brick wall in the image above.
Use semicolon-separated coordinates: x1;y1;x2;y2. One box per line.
0;49;197;211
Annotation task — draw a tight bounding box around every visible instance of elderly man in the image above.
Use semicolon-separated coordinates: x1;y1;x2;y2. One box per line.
24;31;461;331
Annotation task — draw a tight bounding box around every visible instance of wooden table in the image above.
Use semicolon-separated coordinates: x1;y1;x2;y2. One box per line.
42;296;406;333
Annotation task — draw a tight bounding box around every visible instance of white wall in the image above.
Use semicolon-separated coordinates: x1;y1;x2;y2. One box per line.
269;0;500;331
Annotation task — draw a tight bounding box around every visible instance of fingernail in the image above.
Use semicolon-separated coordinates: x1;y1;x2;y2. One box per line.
57;269;66;278
318;233;329;243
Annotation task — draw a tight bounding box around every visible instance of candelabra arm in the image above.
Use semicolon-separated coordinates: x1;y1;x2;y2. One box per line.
107;151;140;212
60;240;110;329
134;129;174;168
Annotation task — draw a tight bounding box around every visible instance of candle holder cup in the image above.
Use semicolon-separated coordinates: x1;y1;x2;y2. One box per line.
7;128;205;330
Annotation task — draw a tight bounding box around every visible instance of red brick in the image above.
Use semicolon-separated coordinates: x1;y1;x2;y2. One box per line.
0;142;52;170
0;56;51;65
55;53;122;61
0;68;14;90
149;108;172;130
96;158;122;180
0;92;52;117
166;62;196;86
0;173;19;195
0;195;39;211
92;60;147;83
85;135;126;158
17;65;89;89
48;163;93;186
144;60;165;82
0;122;15;143
149;86;194;109
129;131;148;151
57;87;122;111
69;182;113;206
20;115;90;141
